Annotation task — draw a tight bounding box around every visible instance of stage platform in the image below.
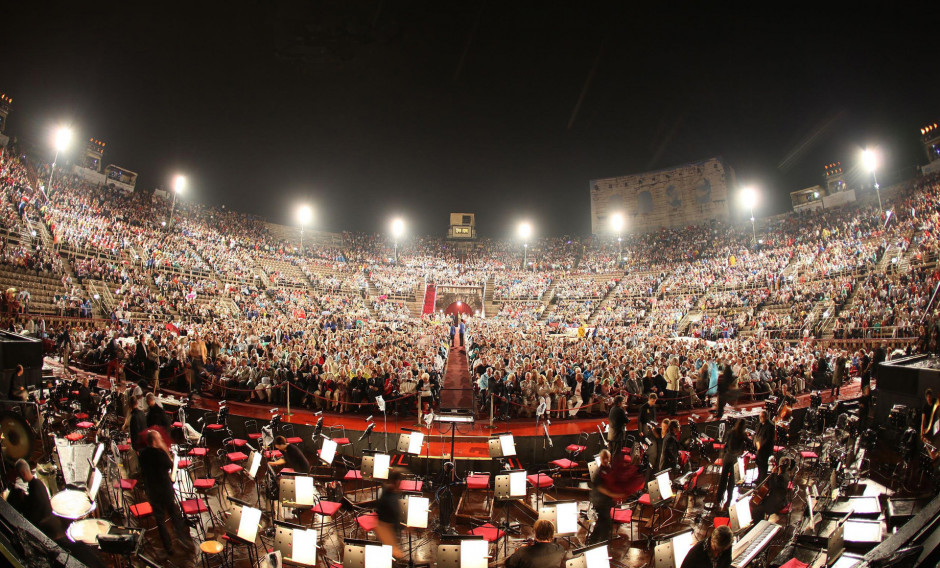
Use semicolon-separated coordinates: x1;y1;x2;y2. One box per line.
50;357;865;465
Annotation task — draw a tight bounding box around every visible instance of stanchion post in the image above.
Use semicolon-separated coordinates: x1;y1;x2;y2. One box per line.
286;382;293;417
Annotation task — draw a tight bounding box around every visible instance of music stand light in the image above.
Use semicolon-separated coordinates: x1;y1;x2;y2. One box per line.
538;500;579;537
566;542;611;568
273;520;318;566
320;438;338;465
398;429;424;455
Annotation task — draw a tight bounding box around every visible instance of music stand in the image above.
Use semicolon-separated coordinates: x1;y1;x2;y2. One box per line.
826;513;849;567
361;451;391;480
494;470;526;559
538;500;580;538
279;472;316;515
403;493;430;568
487;433;517;459
735;456;757;486
92;443;105;469
272;520;318;566
643;470;674;546
320;438;338;466
730;493;753;533
398;429;425;455
342;538;394;568
437;535;488;568
87;468;102;505
224;497;263;565
566;541;610;568
653;529;695;568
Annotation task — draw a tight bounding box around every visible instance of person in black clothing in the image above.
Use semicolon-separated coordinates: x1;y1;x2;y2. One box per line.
375;470;403;559
749;457;795;521
5;459;59;537
271;436;311;473
607;396;628;453
145;393;171;430
508;519;567;568
76;376;95;414
138;430;195;553
659;420;681;472
754;410;775;481
588;449;625;544
872;343;887;385
126;394;148;451
716;419;747;510
639;393;658;437
860;350;873;391
715;364;734;419
680;525;733;568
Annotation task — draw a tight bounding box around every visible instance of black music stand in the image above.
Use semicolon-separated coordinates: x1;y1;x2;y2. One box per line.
224;497;262;567
272;520;318;566
437;535;489;568
494;470;526;560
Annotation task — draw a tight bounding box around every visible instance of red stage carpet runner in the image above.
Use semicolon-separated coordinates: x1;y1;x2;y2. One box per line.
422;284;437;314
440;343;474;409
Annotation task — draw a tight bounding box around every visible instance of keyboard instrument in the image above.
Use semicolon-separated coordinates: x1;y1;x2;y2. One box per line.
731;520;781;567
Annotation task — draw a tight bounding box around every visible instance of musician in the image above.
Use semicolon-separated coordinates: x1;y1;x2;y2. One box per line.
145;392;171;430
680;525;733;568
754;410;775;481
375;469;404;559
125;394;147;451
659;420;681;471
775;384;795;424
639;393;657;436
607;395;628;453
270;435;311;474
588;449;624;544
507;519;566;568
4;459;58;538
716;419;747;510
749;457;794;521
138;430;195;554
76;376;95;414
921;389;937;440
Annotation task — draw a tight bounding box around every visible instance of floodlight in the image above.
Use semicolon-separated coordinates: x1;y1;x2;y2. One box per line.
297;205;313;225
54;127;72;151
739;186;757;210
610;213;624;233
861;149;878;172
391;218;405;238
518;221;532;240
173;175;186;194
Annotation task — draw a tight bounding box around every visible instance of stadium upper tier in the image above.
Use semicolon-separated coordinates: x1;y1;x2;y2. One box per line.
2;157;939;341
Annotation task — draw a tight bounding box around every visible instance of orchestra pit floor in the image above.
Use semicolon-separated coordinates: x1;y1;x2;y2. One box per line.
102;433;929;568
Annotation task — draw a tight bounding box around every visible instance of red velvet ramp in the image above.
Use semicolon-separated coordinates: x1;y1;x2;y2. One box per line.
440;346;474;410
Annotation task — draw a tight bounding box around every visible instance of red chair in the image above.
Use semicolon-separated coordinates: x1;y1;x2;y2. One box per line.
526;472;554;509
468;522;507;559
311;494;345;543
465;472;492;515
327;425;352;455
245;419;263;442
353;511;378;538
610;506;634;542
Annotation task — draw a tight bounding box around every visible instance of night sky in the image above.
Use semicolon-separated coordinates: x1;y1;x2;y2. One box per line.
3;1;938;238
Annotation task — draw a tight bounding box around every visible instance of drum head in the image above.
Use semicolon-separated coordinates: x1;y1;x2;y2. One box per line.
0;412;35;460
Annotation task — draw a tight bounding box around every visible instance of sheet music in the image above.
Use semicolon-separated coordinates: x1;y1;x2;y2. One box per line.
238;506;262;542
296;476;314;506
460;539;488;568
57;443;94;486
292;528;317;565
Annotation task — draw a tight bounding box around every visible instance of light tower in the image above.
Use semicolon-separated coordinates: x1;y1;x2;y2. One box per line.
610;213;624;265
392;218;405;264
518;221;532;270
739;186;757;244
862;149;882;215
168;174;185;229
48;126;72;193
297;205;312;253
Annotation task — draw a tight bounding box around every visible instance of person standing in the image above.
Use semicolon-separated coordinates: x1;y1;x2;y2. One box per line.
715;419;747;510
715;363;733;419
607;396;628;453
458;319;466;348
664;358;680;415
639;393;657;437
754;410;775;481
832;350;846;399
375;470;404;559
588;449;624;544
125;394;148;451
188;332;208;396
138;430;195;555
145;392;171;430
658;420;681;472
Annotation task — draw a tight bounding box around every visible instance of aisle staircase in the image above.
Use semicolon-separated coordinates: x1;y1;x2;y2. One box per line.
422;284;437;315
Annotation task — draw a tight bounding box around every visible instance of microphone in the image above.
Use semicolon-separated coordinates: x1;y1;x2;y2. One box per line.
358;423;375;442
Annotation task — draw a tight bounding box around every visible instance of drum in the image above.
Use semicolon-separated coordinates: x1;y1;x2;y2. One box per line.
37;462;60;497
67;518;113;546
51;489;95;520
